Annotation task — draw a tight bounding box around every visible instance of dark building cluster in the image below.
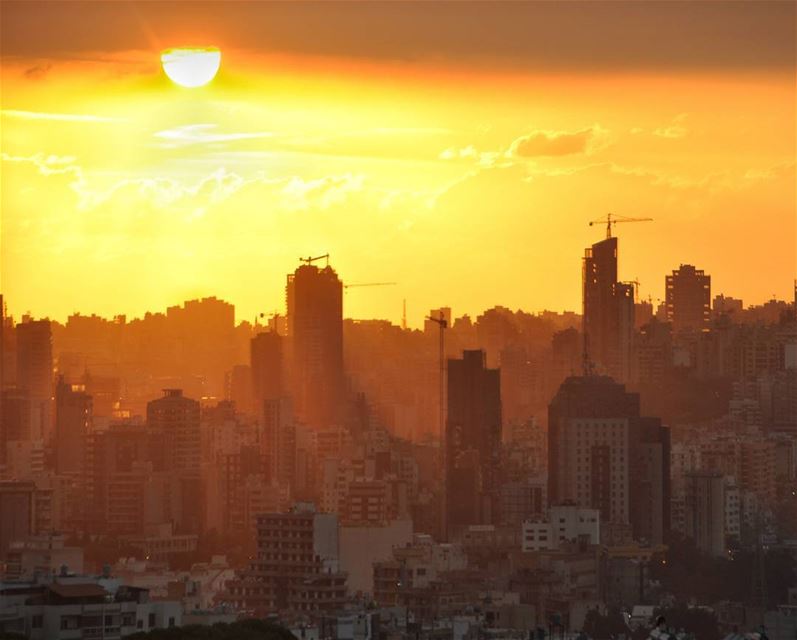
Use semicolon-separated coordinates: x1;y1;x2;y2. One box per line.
0;239;796;640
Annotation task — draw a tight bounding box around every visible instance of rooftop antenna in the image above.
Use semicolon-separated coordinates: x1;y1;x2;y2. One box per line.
402;299;407;331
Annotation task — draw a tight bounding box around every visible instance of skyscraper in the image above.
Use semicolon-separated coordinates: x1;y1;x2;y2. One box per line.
146;389;203;534
250;330;283;414
16;320;53;443
548;375;670;544
55;376;93;475
0;295;4;469
286;261;344;427
582;237;634;381
446;349;502;533
665;264;711;332
146;388;201;472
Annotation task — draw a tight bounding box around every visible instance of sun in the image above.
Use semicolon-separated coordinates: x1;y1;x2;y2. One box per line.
161;47;221;88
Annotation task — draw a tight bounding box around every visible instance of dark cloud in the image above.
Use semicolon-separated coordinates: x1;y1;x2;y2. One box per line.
23;63;52;79
1;1;794;72
510;128;596;157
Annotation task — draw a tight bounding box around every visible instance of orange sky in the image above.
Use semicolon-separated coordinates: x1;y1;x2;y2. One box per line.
1;2;795;326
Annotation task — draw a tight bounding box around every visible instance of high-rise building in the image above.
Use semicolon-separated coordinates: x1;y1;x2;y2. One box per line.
262;397;296;488
286;262;344;427
666;264;711;332
683;471;726;557
250;330;283;414
582;237;634;381
85;420;150;534
0;295;4;469
15;320;53;442
146;389;201;472
0;481;53;556
54;376;93;476
146;389;203;534
548;375;670;544
446;350;501;533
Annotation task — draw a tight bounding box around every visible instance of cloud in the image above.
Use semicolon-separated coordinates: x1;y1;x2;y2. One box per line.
23;63;52;79
653;114;688;139
509;126;608;158
1;109;122;123
153;124;275;148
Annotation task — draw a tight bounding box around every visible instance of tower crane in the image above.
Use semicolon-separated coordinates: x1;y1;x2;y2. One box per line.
343;282;397;291
299;253;330;266
426;311;448;541
589;213;653;239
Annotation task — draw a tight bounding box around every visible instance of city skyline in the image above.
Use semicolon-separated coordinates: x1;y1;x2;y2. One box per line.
1;2;795;324
1;3;796;639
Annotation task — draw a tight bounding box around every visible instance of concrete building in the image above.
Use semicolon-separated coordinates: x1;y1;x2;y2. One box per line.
15;320;53;442
250;330;283;414
0;481;53;558
521;505;600;552
0;576;181;639
582;237;634;382
666;264;711;332
339;519;413;596
3;534;83;581
146;389;201;473
286;261;344;428
547;376;670;544
222;502;347;616
54;377;93;476
446;350;502;533
683;471;726;557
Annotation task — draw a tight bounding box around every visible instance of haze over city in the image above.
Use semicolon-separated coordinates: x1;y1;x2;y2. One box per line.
1;1;795;324
0;3;796;640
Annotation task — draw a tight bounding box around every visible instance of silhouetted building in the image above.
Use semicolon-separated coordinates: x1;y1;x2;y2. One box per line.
226;364;252;412
713;294;743;319
286;262;344;427
54;376;92;476
683;471;726;557
0;481;53;556
446;350;502;533
666;264;711;332
1;388;30;447
633;319;672;386
85;421;150;534
146;389;200;472
16;320;53;442
146;389;203;534
0;295;4;468
582;237;634;381
263;397;296;487
250;330;283;413
548;375;670;544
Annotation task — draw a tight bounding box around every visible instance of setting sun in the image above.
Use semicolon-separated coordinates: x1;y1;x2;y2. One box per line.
160;46;221;88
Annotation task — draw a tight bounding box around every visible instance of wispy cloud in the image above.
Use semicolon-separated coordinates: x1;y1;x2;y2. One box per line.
153;124;275;147
653;113;688;139
1;109;122;123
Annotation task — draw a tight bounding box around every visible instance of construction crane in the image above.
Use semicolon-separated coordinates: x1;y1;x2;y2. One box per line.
299;253;330;266
426;311;448;541
343;282;397;291
589;213;653;239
